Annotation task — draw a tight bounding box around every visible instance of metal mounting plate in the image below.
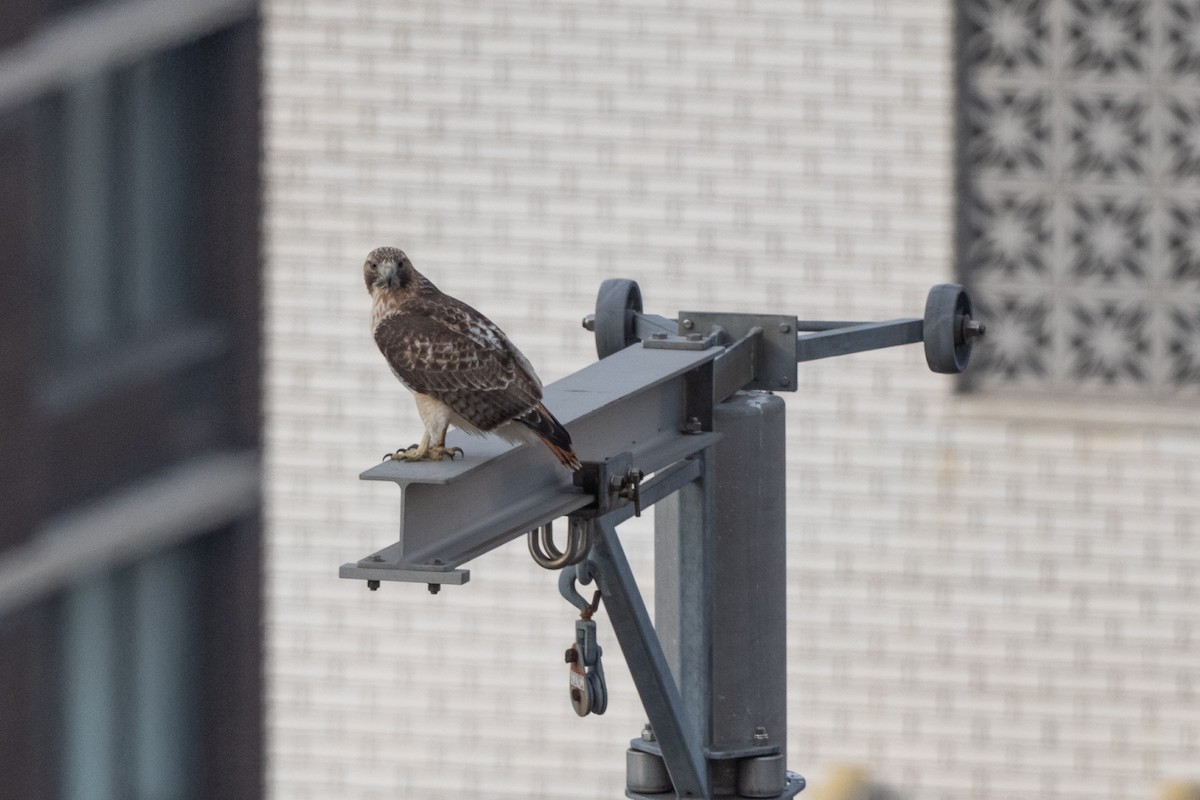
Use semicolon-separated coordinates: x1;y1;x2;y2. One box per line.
339;564;470;586
680;312;798;391
624;770;806;800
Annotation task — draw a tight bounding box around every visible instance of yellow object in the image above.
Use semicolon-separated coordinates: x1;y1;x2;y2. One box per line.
813;764;872;800
1160;781;1200;800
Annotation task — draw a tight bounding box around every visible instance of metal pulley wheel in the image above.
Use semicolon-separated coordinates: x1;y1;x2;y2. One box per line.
565;619;607;716
594;278;643;359
923;283;984;374
560;567;607;717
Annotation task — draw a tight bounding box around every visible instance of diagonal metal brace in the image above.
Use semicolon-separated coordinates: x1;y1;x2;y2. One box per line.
586;515;710;798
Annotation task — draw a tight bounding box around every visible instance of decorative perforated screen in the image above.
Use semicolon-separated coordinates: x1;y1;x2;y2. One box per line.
958;0;1200;395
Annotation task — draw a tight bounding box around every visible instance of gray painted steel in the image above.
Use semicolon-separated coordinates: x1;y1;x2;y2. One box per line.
626;749;672;794
683;311;799;391
710;395;788;758
342;280;982;797
655;393;790;798
340;343;722;585
590;516;711;798
737;755;788;799
795;318;924;363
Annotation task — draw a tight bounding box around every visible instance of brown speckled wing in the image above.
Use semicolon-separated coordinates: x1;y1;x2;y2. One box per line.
374;293;542;431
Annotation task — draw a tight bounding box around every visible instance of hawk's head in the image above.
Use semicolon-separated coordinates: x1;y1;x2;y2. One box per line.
364;246;414;294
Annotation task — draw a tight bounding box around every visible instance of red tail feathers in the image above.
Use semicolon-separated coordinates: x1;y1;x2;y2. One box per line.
515;402;581;471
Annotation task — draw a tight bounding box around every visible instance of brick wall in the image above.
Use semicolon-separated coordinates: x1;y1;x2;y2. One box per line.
264;1;1200;798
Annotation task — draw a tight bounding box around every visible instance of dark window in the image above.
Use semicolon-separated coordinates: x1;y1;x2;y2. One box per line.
27;25;262;517
45;48;197;361
0;11;262;800
57;541;202;800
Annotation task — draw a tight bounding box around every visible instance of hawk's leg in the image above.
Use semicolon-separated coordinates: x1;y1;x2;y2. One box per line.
384;429;463;462
431;428;464;461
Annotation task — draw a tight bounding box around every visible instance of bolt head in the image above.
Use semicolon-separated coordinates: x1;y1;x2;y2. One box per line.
779;376;791;387
681;318;694;330
753;726;769;742
651;332;668;340
778;322;792;334
582;314;596;331
641;724;656;742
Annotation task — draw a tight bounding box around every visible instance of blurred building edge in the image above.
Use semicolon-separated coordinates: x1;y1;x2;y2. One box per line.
0;0;262;798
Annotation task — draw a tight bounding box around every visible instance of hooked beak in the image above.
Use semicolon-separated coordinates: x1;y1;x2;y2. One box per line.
378;258;399;289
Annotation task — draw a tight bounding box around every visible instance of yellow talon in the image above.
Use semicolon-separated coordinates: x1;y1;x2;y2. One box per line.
383;430;464;463
426;445;464;461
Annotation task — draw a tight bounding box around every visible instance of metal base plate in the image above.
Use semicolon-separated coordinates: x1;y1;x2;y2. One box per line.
625;771;806;800
337;563;470;586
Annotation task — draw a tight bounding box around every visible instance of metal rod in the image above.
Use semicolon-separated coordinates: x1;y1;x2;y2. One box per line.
589;517;710;798
795;318;923;362
793;319;869;331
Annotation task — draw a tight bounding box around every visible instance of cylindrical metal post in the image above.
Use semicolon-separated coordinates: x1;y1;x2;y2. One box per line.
654;391;788;796
627;749;672;794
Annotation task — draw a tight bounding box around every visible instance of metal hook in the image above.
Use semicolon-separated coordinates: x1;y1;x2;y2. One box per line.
527;518;592;569
559;562;601;618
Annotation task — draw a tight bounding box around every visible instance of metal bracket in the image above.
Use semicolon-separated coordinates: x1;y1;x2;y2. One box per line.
681;312;798;392
528;519;592;570
643;330;723;351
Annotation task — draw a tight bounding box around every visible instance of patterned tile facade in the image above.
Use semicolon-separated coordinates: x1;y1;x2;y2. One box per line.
961;0;1200;397
264;1;1200;798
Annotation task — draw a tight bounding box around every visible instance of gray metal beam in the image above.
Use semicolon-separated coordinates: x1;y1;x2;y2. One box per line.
340;343;723;585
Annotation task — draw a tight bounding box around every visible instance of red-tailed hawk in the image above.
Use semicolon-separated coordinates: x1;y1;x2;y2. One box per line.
364;246;582;471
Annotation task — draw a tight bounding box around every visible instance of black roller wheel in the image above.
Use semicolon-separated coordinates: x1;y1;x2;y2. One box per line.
924;283;981;374
594;279;643;360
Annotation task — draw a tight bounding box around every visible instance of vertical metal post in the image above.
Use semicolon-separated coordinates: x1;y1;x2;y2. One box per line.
653;449;714;752
655;391;788;797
